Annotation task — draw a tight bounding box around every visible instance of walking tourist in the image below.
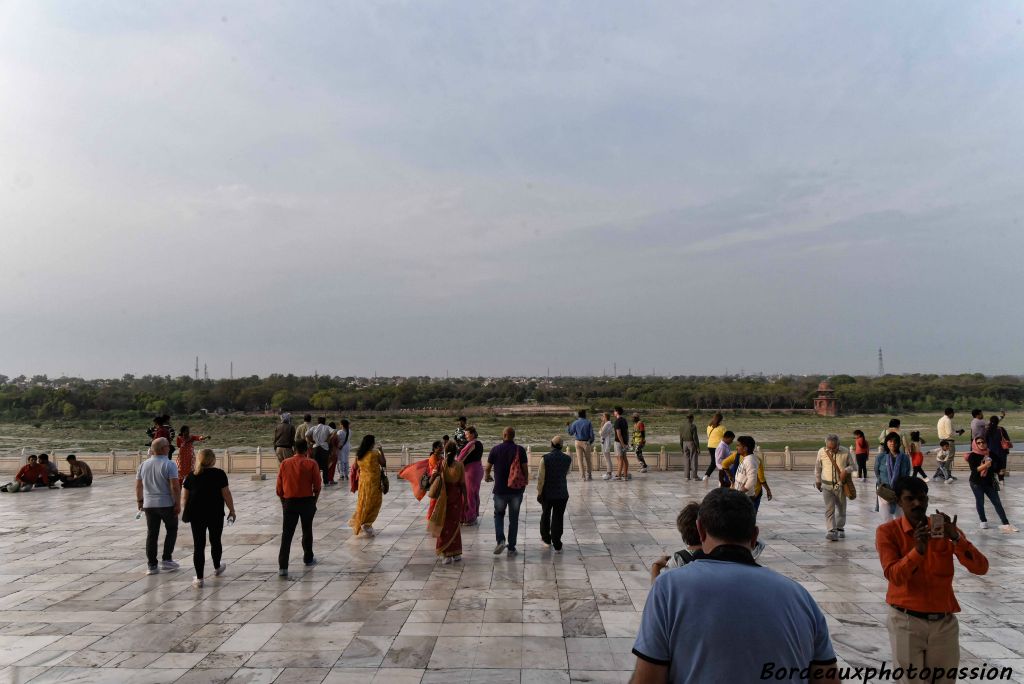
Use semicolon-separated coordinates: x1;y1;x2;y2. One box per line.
649;502;703;584
181;448;236;588
325;421;340;485
308;416;332;485
58;454;93;488
613;407;631;481
631;488;838;683
136;438;181;575
427;441;465;564
853;429;870;480
936;407;963;460
985;416;1009;483
274;413;295;463
909;431;929;481
425;441;444;521
458;426;484;525
632;413;650;473
876;476;989;684
713;431;735;487
337;419;351;481
1;454;48;492
680;414;700;481
537;435;571;552
731;435;770;512
967;436;1017;533
175;425;206;485
454;416;468;450
566;409;594;481
295;414;313;450
702;412;726;481
485;426;528;556
969;409;986;440
276;441;321;576
815;435;854;541
932;440;956;483
600;412;615;480
350;435;386;537
875;433;911;522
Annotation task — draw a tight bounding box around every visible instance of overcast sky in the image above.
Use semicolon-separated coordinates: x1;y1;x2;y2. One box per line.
2;2;1023;379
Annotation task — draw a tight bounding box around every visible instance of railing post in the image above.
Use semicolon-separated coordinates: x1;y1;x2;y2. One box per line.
136;449;142;470
402;445;409;467
784;446;792;471
659;445;667;471
111;449;116;474
252;445;266;480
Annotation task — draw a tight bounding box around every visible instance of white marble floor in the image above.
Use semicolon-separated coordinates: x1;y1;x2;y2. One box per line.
0;469;1023;683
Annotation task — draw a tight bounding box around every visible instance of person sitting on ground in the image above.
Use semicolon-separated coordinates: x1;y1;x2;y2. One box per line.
650;502;704;584
2;455;49;492
59;454;93;488
631;488;839;683
38;453;59;486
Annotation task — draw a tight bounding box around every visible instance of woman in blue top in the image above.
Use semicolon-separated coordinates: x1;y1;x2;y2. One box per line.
874;432;911;521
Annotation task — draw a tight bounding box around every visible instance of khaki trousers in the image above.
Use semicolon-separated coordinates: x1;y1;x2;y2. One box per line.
574;441;592;478
276;447;291;463
887;606;959;684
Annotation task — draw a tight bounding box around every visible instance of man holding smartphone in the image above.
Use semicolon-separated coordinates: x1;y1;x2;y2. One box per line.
876;476;989;684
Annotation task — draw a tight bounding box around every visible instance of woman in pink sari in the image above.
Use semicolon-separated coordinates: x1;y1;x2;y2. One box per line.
428;444;466;564
457;426;484;525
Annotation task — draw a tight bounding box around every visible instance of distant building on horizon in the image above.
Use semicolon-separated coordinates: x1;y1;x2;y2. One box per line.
814;380;838;417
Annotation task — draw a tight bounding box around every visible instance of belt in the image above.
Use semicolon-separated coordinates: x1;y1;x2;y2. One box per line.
892;605;950;621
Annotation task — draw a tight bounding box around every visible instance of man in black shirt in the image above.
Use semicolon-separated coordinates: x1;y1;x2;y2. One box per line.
613;406;631;481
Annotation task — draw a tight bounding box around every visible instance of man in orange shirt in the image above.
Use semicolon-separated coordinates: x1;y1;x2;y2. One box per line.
276;441;322;577
876;476;988;684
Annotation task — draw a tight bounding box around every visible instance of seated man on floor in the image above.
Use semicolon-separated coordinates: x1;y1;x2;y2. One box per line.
2;455;49;492
59;454;94;488
38;454;59;488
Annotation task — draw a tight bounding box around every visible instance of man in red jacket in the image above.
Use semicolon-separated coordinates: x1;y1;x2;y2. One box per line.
276;441;322;577
2;455;49;492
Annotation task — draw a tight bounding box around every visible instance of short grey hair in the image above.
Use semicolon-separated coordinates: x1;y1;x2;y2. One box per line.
151;437;169;454
825;434;840;446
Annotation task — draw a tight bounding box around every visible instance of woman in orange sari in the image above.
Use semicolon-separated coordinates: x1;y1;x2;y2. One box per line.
427;442;466;564
425;441;444;521
349;435;387;537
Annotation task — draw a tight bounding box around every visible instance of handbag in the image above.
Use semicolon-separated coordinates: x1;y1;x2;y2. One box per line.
826;451;856;501
380;465;389;495
876;483;897;503
507;446;528;489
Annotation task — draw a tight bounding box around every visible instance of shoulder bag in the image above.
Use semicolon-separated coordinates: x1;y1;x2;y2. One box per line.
826;451;856;501
507;446;528;489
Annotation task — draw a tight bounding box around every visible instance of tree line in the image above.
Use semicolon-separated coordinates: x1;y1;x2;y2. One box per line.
0;373;1021;420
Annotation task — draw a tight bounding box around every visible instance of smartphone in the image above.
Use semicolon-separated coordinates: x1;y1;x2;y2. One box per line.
929;513;945;539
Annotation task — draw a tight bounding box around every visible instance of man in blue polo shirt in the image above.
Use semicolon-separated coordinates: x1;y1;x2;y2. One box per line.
631;489;839;683
567;409;595;481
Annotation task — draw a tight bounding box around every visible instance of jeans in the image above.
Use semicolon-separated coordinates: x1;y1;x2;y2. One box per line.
280;497;317;569
682;442;699;479
540;497;568;550
855;454;868;479
753;493;763;514
313;447;330;484
970;481;1008;525
634;446;647;467
934;462;953;480
493;492;523;550
190;517;224;579
602;438;615;473
144;507;178;567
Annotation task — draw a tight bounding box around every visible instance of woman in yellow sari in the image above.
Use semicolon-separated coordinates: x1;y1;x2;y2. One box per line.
349;435;386;537
427;442;466;564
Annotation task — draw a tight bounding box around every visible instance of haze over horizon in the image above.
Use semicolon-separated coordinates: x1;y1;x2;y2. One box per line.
3;2;1023;379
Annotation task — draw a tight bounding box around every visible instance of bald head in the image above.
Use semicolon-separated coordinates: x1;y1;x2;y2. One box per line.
151;438;169;455
502;426;516;441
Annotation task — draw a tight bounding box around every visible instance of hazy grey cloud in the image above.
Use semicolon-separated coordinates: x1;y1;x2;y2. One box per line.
2;1;1022;378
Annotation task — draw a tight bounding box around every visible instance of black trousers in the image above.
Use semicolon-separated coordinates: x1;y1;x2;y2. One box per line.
855;454;868;479
280;497;316;569
704;448;717;477
61;476;93;488
313;447;330;484
190;517;224;579
144;507;178;567
539;497;568;550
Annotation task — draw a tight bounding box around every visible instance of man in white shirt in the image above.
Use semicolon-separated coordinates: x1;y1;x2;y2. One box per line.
307;416;332;485
937;408;964;458
815;435;854;542
714;431;735;488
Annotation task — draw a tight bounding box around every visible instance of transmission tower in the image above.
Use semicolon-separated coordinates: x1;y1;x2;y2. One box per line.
194;356;199;381
878;348;885;376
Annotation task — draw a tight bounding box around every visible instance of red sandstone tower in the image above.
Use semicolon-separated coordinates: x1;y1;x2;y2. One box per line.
814;380;838;417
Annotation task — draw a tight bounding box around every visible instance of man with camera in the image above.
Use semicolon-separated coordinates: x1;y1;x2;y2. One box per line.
876;476;989;684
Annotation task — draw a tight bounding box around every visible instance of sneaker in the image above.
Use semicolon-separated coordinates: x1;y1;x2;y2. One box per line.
613;476;622;481
278;568;288;577
362;525;376;537
586;474;592;481
837;530;845;539
442;556;453;565
304;558;318;567
701;475;708;482
923;477;929;482
160;559;180;571
1001;524;1019;533
554;547;562;554
214;563;227;577
493;542;506;555
453;555;462;562
602;473;612;481
980;521;989;530
540;540;551;548
945;478;953;485
640;466;649;473
625;474;632;481
825;531;838;541
146;565;159;576
506;548;518;557
192;577;204;588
